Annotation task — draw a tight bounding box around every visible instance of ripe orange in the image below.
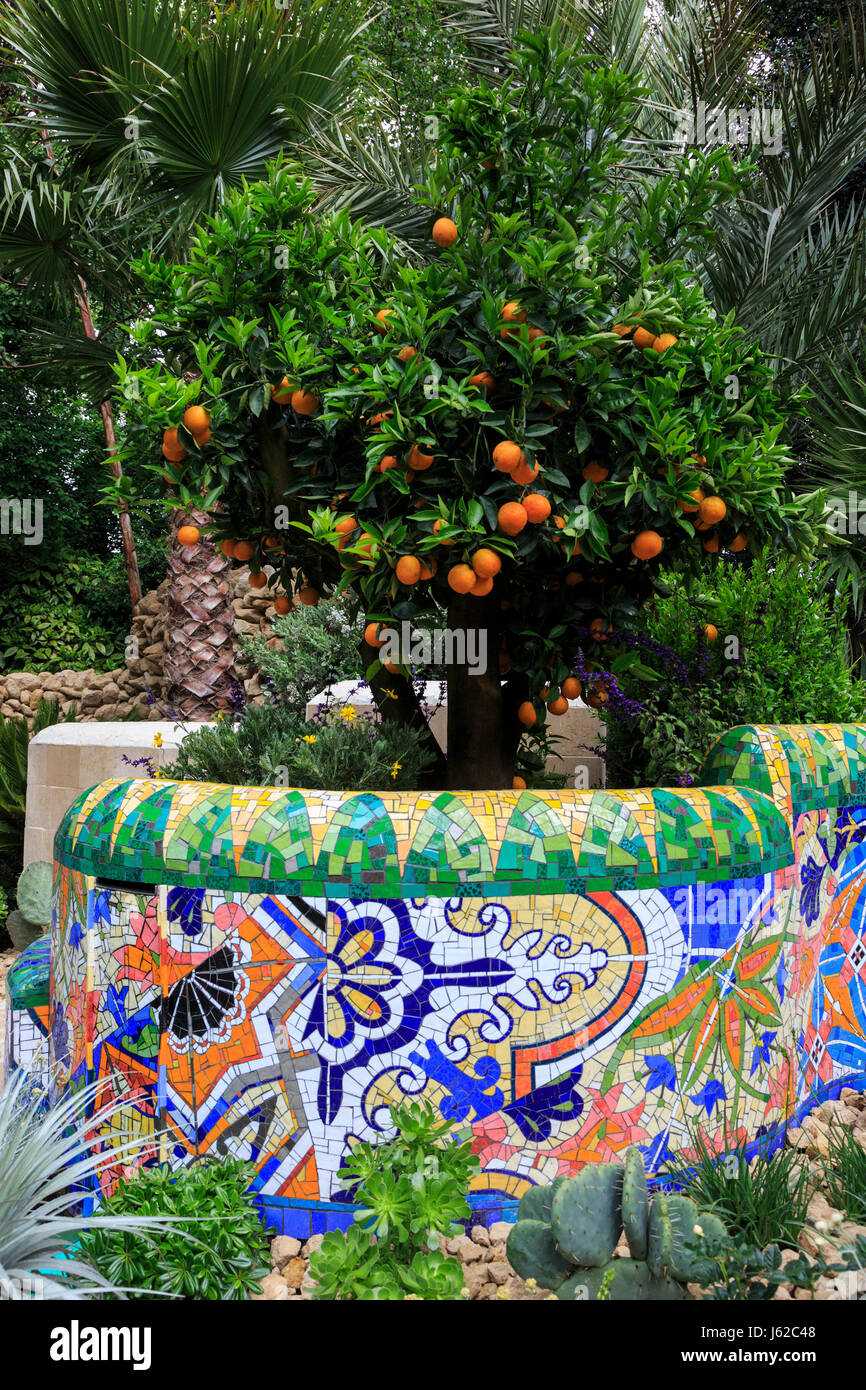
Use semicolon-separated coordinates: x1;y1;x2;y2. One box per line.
183;405;210;434
271;377;297;403
512;775;527;790
249;571;267;589
291;389;320;416
690;452;707;465
384;660;399;674
432;217;458;247
162;427;186;461
652;333;678;352
395;555;422;585
582;460;609;483
612;322;633;337
729;532;747;553
472;548;502;578
433;519;455;546
501;301;526;324
234;540;254;562
177;525;200;547
493;440;524;472
561;676;582;700
377;455;399;472
447;563;477;594
517;701;537;727
193;426;211;447
523;493;551;523
498;502;528;536
375;308;393;334
364;622;383;647
512;458;540;485
547;695;568;716
565;571;583;586
298;585;320;605
355;533;378;560
334;516;357;550
469;371;496;394
679;489;704;514
587;688;608;709
631;530;663;560
704;623;718;642
408;444;434;471
397;345;418;362
470;574;494;597
418;558;437;581
699;496;727;526
220;539;236;558
369;410;394;426
589;618;609;642
273;595;292;615
632;326;655;350
702;535;720;554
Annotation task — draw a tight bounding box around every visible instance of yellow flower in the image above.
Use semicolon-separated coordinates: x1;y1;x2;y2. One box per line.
381;687;398;701
153;733;163;748
302;734;317;744
390;760;402;781
338;705;357;722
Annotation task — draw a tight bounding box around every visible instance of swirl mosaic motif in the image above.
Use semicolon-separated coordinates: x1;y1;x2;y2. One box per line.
4;724;865;1238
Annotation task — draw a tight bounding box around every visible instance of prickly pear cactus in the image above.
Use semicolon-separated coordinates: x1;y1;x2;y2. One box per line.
647;1191;674;1278
557;1258;689;1301
551;1163;623;1267
666;1194;728;1283
505;1219;573;1290
517;1174;566;1225
622;1146;649;1259
15;860;52;928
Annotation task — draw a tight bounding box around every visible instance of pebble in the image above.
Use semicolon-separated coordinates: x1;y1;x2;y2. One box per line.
271;1236;302;1268
470;1225;491;1247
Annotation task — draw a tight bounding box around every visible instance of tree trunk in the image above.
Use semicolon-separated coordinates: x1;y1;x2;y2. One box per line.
74;279;141;613
446;591;513;789
164;508;236;719
363;637;447;785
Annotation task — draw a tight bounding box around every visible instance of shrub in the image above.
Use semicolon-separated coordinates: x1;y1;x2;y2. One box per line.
659;1134;811;1250
308;1101;479;1300
821;1120;866;1225
241;598;364;710
276;711;436;790
81;1159;270;1301
601;554;866;788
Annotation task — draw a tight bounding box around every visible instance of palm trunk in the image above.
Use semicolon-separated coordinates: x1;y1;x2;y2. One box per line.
73;279;141;613
164;508;236;718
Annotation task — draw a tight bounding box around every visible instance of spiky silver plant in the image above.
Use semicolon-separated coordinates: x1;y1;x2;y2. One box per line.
0;1070;180;1299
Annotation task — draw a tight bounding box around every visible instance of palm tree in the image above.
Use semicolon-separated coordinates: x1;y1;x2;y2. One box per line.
0;0;370;715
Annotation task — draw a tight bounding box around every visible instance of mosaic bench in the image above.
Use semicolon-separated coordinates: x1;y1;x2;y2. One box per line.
9;722;866;1237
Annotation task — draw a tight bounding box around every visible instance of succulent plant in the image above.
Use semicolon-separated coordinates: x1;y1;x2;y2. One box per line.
506;1219;573;1290
517;1174;566;1225
552;1162;624;1266
15;860;52;929
507;1148;730;1300
5;908;44;952
622;1145;649;1259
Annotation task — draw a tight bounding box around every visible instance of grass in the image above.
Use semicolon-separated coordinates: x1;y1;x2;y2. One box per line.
821;1122;866;1224
659;1132;811;1249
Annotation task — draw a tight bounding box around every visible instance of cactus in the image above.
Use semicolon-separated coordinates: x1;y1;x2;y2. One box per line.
622;1145;649;1259
517;1174;566;1224
666;1195;728;1283
506;1219;573;1290
557;1258;688;1301
647;1191;673;1278
551;1163;623;1267
16;860;52;928
5;908;45;952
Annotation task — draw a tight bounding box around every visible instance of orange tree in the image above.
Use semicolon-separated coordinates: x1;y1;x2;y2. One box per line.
112;33;825;790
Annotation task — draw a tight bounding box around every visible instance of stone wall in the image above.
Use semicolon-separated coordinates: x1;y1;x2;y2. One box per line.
0;568;281;726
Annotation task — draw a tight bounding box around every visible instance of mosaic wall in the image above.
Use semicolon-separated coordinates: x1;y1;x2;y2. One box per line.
24;724;866;1234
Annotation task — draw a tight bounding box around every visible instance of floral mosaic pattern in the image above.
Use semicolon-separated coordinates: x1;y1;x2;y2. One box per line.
34;724;866;1235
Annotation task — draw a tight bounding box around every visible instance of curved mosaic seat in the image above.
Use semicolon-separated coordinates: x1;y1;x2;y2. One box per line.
44;724;866;1237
